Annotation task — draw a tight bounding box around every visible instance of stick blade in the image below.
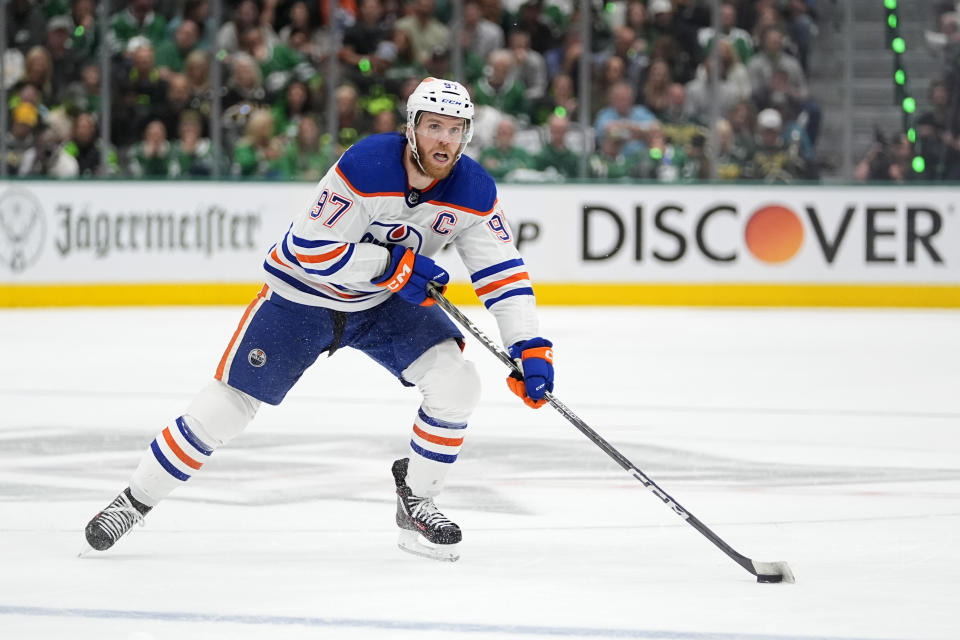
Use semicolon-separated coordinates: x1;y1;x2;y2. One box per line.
752;560;795;584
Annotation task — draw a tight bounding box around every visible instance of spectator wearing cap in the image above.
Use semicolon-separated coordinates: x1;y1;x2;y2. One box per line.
4;102;40;174
107;0;168;55
594;80;657;156
394;0;450;66
745;107;807;182
473;49;530;122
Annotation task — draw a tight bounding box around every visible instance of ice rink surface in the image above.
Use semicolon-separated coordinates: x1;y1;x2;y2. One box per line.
1;303;958;640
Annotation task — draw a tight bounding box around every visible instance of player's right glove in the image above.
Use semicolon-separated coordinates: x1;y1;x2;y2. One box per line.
371;244;449;307
506;337;554;409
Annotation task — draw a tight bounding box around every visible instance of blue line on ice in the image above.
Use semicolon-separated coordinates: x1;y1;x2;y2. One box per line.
0;604;904;640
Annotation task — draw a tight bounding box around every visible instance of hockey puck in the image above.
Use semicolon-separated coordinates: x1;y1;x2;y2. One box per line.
757;574;783;583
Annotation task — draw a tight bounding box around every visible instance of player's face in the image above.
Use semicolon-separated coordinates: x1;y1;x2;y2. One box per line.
414;113;466;180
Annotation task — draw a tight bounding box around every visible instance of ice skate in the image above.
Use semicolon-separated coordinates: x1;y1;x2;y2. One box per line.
81;487;152;555
391;458;461;562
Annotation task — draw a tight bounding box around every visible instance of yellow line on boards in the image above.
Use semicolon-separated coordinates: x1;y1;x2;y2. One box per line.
1;282;959;308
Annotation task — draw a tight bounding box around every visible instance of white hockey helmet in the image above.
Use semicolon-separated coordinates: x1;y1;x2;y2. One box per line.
406;77;475;165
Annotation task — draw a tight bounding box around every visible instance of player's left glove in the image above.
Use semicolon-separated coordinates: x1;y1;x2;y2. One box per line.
506;337;554;409
371;244;449;306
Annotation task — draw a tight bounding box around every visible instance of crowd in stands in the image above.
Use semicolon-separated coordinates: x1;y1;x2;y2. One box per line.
4;0;823;182
856;1;960;182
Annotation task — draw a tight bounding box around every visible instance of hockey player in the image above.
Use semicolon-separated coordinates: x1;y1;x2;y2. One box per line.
83;77;555;562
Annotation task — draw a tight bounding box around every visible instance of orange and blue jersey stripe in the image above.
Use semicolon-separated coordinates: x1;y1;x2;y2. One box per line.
470;258;534;309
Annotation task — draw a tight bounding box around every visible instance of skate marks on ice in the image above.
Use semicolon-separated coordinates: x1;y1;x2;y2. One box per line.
2;426;958;506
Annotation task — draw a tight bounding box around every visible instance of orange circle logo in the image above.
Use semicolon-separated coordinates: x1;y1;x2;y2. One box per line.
745;205;804;263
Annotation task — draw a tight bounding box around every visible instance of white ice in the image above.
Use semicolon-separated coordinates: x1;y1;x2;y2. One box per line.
1;304;958;640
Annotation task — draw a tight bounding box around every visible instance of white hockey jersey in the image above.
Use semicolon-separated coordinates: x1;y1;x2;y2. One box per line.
262;132;539;348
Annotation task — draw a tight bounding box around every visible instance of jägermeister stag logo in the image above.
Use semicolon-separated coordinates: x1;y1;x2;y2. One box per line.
0;188;46;272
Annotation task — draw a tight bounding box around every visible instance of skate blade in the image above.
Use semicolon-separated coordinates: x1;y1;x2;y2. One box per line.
397;530;460;562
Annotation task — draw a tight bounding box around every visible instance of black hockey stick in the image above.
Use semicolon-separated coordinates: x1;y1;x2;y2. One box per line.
427;284;795;584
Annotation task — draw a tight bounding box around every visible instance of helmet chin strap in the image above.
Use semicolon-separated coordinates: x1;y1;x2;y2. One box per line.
406;126;429;176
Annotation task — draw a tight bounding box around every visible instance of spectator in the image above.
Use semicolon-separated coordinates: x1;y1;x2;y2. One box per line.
508;29;549;102
107;0;168;55
239;24;317;99
45;16;81;105
166;0;216;51
479;0;513;44
473;49;530;122
382;28;427;94
514;0;560;54
19;110;79;178
4;102;39;175
62;62;102;115
646;0;704;84
640;58;673;116
5;0;46;54
744;107;807;182
633;122;688;182
685;39;752;122
217;0;279;56
282;117;335;181
659;83;704;146
854;131;915;183
697;1;753;64
726;98;756;157
593;80;657;155
271;80;318;139
231;108;289;178
461;0;504;84
183;50;217;130
69;0;100;60
334;83;372;150
127;119;175;178
710;118;750;180
169;110;224;177
531;72;580;125
606;24;649;90
532;113;580;178
591;54;629;120
748;25;821;142
372;108;399;134
155;19;200;79
63;112;120;177
544;23;583;80
915;79;960;179
223;52;269;114
588;128;636;180
785;0;817;73
478;116;534;179
113;39;167;148
394;0;451;66
154;73;195;140
339;0;393;88
17;45;55;110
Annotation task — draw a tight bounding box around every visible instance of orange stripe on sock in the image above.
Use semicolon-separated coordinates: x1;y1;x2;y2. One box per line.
215;285;268;381
412;424;464;447
474;272;530;297
162;426;204;470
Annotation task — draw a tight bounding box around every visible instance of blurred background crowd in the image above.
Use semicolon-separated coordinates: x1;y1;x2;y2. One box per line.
1;0;958;183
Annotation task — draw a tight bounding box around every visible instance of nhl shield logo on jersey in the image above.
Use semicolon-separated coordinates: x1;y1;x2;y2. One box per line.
247;348;267;367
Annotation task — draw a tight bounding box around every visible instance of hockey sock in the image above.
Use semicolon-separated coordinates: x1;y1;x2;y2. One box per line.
406;407;467;497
